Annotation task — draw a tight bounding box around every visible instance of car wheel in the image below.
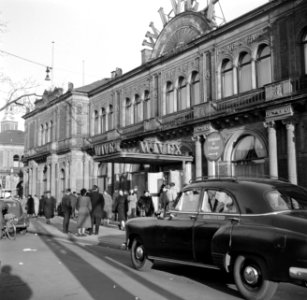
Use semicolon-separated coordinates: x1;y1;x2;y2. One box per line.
233;255;278;300
131;238;153;271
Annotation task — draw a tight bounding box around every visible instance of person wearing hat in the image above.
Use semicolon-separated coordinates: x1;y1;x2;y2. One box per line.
88;185;105;235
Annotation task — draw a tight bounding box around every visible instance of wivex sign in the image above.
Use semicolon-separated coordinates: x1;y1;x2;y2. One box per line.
95;141;121;156
140;141;182;156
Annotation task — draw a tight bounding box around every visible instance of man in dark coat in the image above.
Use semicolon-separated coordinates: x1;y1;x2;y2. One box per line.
61;188;73;233
43;191;56;224
89;185;104;235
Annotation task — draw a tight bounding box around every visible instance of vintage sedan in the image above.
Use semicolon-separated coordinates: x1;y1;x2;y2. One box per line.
125;178;307;300
0;197;30;233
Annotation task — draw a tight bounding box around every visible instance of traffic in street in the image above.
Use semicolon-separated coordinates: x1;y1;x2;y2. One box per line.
0;217;306;300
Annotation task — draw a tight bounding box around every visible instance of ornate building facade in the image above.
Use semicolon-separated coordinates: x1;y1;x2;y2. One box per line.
23;0;307;206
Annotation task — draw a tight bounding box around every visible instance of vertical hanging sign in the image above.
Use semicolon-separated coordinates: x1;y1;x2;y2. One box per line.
204;132;224;161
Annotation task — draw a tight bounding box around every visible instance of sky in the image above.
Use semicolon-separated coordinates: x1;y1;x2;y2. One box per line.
0;0;268;130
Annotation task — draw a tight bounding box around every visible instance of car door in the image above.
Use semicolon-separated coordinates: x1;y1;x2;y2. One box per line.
193;188;239;264
153;187;202;261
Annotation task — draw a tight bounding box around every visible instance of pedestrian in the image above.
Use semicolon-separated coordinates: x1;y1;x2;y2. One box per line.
159;185;172;215
26;195;35;217
103;190;112;226
71;191;78;219
137;190;155;217
169;182;179;209
127;189;137;218
33;194;39;217
43;191;56;224
39;195;44;216
89;185;104;235
76;188;92;236
61;188;73;233
114;189;128;230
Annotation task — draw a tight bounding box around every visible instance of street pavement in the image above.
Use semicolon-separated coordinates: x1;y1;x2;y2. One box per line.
27;215;126;249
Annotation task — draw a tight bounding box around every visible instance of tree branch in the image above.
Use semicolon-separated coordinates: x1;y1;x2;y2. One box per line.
0;93;42;112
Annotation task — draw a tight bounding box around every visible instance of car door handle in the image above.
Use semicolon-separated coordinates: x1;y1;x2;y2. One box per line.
190;215;197;220
230;217;239;224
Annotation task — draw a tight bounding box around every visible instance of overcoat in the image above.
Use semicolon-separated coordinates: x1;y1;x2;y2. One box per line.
43;196;56;219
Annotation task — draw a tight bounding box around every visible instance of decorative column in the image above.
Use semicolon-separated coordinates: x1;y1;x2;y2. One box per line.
284;120;298;184
193;136;203;179
208;161;216;178
184;161;192;185
264;121;278;179
233;65;238;95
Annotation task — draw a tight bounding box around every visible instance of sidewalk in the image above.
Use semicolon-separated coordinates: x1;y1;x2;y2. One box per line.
28;216;126;249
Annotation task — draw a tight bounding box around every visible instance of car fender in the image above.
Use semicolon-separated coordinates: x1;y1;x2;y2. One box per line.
212;222;291;280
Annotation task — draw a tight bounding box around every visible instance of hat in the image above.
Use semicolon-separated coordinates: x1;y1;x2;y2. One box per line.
92;185;98;190
66;188;71;193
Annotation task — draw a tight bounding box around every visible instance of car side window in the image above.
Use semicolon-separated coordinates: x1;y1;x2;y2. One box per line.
207;189;238;214
175;189;201;212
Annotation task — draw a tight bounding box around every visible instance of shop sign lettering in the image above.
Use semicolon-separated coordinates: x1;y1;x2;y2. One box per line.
95;142;121;156
204;132;224;161
140;141;182;155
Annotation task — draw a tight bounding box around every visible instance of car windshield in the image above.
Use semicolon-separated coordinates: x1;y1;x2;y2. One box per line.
265;186;307;212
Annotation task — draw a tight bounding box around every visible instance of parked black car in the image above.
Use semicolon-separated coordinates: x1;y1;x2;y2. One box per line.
125;177;307;300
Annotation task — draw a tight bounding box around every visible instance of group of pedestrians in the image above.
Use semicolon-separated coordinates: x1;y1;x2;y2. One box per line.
61;185;105;236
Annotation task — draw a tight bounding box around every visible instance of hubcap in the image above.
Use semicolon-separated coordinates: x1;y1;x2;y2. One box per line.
243;266;259;285
135;246;144;260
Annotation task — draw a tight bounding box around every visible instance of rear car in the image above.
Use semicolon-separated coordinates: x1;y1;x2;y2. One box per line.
0;197;30;233
125;177;307;300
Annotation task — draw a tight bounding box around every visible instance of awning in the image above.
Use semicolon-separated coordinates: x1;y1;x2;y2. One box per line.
94;151;193;164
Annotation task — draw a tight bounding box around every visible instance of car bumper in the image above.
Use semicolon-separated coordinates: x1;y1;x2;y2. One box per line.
289;267;307;281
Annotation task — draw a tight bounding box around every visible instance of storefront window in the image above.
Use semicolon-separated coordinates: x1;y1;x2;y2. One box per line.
191;71;200;105
238;52;252;93
222;59;234;98
177;76;187;110
257;44;272;87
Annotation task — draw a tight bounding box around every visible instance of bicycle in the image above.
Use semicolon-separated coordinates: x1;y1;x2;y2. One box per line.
1;213;17;240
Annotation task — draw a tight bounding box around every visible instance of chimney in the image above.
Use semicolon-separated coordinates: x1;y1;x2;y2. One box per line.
141;49;153;64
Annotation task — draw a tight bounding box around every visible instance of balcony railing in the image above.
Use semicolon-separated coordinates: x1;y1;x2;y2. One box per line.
161;109;194;130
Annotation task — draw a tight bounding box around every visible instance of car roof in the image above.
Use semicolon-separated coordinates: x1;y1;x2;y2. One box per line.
184;177;298;214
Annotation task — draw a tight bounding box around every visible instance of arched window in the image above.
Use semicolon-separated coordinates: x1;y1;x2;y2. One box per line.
13;155;19;168
143;90;151;120
94;110;99;134
166;81;175;114
191;72;200;105
40;124;44;146
49;121;53;142
257;45;272;87
177;76;187;111
232;135;267;177
45;123;49;143
125;98;132;126
134;94;143;123
101;108;106;133
303;32;307;74
238;52;252;93
222;59;234;97
108;105;114;130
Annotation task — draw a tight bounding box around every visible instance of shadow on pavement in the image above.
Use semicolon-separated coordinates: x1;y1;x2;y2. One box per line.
0;264;33;300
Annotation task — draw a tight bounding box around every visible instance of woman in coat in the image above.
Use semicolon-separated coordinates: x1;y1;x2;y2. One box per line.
26;195;35;217
114;189;128;230
76;188;92;236
43;191;56;224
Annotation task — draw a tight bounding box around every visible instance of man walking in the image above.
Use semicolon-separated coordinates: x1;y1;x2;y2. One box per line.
61;188;73;233
89;185;104;235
